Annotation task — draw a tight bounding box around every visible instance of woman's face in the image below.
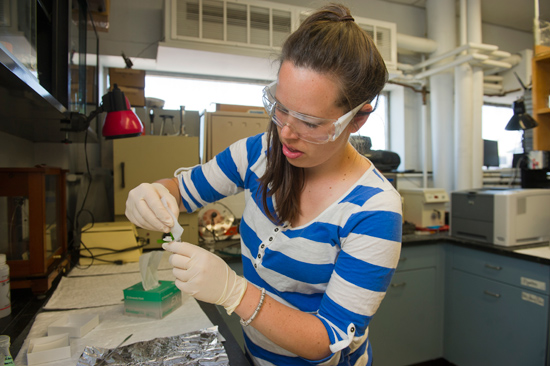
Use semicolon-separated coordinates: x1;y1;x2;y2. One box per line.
275;61;353;170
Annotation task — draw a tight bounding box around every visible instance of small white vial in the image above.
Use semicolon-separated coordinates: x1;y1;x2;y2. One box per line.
0;254;11;318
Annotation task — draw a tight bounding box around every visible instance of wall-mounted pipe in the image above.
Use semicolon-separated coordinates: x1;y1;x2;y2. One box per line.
479;59;513;68
396;63;415;72
410;52;512;80
483;54;522;75
414;54;474;79
484;75;504;82
454;62;474;191
396;33;438;54
421;85;429;188
427;0;456;194
483;83;504;91
468;0;484;190
491;50;512;59
411;42;498;71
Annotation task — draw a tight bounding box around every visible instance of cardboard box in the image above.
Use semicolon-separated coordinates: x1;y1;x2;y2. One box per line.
79;222;142;265
72;0;110;32
123;280;182;319
215;103;266;113
70;65;97;104
70;82;95;104
70;65;96;86
48;314;99;338
109;68;146;88
27;334;71;365
113;85;146;107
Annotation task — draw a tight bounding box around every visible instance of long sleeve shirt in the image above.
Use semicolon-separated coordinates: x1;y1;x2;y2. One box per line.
175;133;402;366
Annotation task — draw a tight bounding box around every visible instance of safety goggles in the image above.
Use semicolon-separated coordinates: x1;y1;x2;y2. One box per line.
262;81;368;144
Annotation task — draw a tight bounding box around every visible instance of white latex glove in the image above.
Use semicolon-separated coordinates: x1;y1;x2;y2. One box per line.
163;241;247;315
125;183;180;233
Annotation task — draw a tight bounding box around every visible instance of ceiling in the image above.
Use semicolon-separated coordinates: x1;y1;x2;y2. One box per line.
382;0;550;33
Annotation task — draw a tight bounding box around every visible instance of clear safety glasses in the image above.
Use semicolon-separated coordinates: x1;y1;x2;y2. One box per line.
262;81;368;144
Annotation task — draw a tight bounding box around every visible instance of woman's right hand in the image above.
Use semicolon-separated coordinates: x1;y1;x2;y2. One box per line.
125;182;179;233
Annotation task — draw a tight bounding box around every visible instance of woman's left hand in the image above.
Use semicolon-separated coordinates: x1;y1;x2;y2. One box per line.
162;241;247;314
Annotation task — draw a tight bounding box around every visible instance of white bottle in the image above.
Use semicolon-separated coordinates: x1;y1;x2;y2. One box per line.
0;255;11;318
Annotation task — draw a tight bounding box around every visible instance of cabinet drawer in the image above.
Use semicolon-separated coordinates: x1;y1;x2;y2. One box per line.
396;245;441;272
450;246;550;295
445;269;548;366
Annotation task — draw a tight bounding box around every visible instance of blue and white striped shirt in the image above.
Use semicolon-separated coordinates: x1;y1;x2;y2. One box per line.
175;133;402;366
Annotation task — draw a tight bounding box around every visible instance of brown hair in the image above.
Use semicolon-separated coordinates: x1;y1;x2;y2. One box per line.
259;3;388;225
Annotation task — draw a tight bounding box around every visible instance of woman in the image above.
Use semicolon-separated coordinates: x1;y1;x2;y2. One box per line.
125;3;402;365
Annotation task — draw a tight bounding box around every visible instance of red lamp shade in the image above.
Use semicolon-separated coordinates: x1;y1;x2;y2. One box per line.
102;110;143;139
61;85;144;140
101;88;144;139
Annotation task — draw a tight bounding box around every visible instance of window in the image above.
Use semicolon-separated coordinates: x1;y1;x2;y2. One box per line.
482;104;523;169
145;75;265;111
145;75;388;150
352;93;388;150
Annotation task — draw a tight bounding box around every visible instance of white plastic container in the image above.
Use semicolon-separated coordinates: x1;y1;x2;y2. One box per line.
48;313;99;338
26;333;71;365
0;254;10;318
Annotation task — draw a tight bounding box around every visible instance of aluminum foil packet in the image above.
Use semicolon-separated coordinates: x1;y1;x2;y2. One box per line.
76;327;228;365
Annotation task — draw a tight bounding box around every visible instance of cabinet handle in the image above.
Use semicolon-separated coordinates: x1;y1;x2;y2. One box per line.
121;162;125;188
485;263;502;271
483;290;501;298
391;282;406;288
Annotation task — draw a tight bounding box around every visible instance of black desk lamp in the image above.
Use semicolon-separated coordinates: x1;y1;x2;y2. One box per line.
505;97;538;131
62;84;143;139
505;72;538;132
503;80;544;188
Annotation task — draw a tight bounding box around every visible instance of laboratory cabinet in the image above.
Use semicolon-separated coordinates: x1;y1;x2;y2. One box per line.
444;245;550;366
369;244;445;366
0;167;70;294
200;111;269;163
112;136;200;247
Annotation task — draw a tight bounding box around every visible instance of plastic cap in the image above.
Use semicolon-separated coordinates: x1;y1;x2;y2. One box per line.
0;254;5;265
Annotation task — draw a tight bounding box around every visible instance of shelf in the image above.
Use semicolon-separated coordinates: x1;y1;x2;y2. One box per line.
536;107;550;115
0;47;95;143
532;45;550;151
534;45;550;59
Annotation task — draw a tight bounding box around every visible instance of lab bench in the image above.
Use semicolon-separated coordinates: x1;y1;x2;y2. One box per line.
3;234;550;366
1;255;250;366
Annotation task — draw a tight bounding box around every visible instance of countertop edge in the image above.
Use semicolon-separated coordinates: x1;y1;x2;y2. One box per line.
403;233;550;265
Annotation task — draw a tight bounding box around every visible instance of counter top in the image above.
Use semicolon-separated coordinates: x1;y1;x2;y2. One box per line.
403;232;550;265
7;258;250;365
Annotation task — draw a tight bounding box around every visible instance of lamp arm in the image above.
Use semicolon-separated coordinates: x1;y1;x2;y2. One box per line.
60;105;105;132
86;105;105;123
513;71;530;91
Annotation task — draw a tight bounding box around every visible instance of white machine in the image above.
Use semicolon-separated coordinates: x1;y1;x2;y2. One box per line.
400;188;449;228
451;188;550;247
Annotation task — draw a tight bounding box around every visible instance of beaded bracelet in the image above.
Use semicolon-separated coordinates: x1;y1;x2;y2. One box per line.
240;288;266;327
